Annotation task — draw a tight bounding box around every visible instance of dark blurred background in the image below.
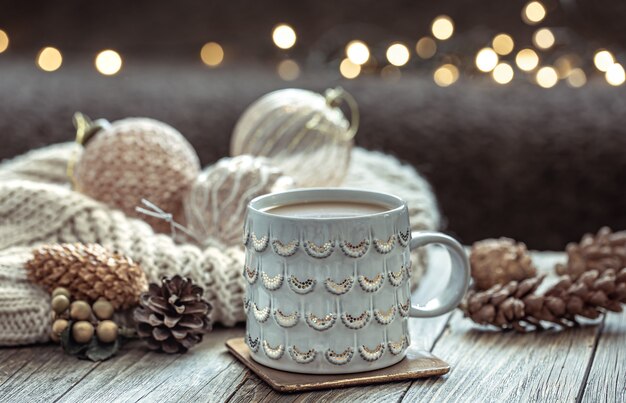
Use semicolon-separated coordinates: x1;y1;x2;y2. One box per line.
0;0;624;249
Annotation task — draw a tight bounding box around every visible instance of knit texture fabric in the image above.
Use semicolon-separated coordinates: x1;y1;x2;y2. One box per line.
0;143;439;345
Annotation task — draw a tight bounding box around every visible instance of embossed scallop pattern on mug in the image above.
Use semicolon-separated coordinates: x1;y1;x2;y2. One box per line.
373;305;397;325
271;239;299;257
247;335;260;352
373;234;396;254
303;240;335;258
339;239;370;258
243;297;251;313
398;298;410;317
262;340;285;360
287;275;316;294
398;229;411;247
261;271;284;291
340;310;371;329
244;265;258;284
305;312;337;331
357;273;385;292
388;336;408;355
359;343;385;361
250;233;269;252
325;347;354;365
324;276;354;295
252;302;270;323
388;266;405;287
273;309;299;328
288;345;316;364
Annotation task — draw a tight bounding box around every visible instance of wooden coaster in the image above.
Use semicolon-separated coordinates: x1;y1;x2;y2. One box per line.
225;337;450;393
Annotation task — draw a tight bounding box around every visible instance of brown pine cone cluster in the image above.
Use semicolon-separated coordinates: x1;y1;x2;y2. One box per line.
470;238;537;290
556;227;626;279
134;275;212;353
462;267;626;331
26;243;148;310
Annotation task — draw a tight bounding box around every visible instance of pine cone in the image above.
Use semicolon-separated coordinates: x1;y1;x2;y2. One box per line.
134;275;212;353
461;267;626;331
556;227;626;279
470;238;537;290
26;243;148;310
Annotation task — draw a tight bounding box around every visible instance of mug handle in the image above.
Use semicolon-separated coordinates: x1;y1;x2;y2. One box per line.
408;231;471;318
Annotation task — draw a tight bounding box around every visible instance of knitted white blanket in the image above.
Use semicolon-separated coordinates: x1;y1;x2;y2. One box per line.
0;143;440;345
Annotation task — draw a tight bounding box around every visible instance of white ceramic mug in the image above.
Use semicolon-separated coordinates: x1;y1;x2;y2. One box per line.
243;188;470;374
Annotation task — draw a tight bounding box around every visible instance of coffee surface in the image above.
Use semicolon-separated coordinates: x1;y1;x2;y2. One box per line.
263;201;389;218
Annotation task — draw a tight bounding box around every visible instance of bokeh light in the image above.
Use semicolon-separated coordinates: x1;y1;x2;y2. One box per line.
475;48;498;72
0;29;8;53
533;28;555;50
536;66;558;88
433;64;459;87
492;63;514;84
515;48;539;71
522;1;546;25
95;50;122;76
346;41;370;65
277;59;300;81
415;37;437;59
431;16;454;40
339;58;360;79
272;24;296;49
594;50;614;72
492;34;514;55
386;43;410;66
36;47;63;72
554;55;573;78
566;68;586;88
200;42;224;67
606;63;625;86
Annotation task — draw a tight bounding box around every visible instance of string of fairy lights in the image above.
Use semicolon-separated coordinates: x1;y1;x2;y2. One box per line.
0;1;623;87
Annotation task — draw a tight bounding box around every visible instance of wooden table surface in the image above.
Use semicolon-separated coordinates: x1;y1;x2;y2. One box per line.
1;251;624;402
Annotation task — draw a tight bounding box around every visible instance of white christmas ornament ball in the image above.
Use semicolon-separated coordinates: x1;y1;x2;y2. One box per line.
230;88;358;187
184;155;295;247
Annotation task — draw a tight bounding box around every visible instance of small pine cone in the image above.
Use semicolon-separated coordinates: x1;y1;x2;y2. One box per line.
26;243;148;310
134;275;212;353
470;238;537;290
557;227;626;279
461;277;544;331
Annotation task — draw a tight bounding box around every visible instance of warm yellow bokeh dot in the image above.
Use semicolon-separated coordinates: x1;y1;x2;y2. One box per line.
431;16;454;40
36;47;63;72
433;64;459;87
594;50;614;72
516;48;539;71
200;42;224;67
566;68;586;88
346;41;370;65
95;50;122;76
272;24;296;49
475;48;498;72
277;59;300;81
492;34;514;55
554;56;573;78
522;1;546;25
0;29;9;53
606;63;625;86
416;37;437;59
339;58;360;79
533;28;555;50
386;43;410;67
536;66;558;88
492;63;514;84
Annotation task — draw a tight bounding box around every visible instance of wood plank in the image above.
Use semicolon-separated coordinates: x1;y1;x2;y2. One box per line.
580;310;626;403
0;343;100;402
54;327;246;403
